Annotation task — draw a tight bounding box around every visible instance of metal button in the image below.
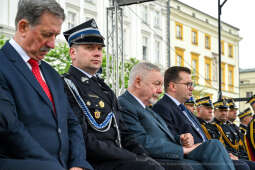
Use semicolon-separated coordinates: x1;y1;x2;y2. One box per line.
58;128;61;134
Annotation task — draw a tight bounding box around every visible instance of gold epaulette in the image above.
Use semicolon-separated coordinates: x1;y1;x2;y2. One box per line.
214;123;239;150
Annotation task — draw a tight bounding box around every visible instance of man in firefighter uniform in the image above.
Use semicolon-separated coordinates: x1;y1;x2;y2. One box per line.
211;99;255;168
62;19;163;170
195;96;222;141
238;108;253;135
245;95;255;161
184;96;196;114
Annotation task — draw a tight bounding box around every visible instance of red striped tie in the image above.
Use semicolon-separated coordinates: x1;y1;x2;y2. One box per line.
28;59;56;112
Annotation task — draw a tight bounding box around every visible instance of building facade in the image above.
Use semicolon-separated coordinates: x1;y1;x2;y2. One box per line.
239;68;255;112
0;0;241;100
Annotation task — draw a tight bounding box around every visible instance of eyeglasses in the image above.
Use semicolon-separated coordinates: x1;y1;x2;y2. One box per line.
174;82;194;88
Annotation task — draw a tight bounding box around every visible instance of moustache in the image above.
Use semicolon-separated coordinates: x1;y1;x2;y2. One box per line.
40;46;51;52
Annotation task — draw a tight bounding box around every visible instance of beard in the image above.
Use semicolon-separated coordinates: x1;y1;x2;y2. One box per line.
148;94;160;105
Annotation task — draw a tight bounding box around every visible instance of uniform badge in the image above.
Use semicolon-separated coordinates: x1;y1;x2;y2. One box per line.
94;110;101;119
86;101;91;106
91;19;97;28
99;100;105;108
88;94;99;98
81;77;89;84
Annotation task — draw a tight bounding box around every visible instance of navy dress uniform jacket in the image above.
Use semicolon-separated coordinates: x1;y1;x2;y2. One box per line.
63;66;159;170
0;41;92;170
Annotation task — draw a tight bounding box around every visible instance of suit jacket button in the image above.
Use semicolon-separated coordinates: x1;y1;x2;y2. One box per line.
58;128;61;134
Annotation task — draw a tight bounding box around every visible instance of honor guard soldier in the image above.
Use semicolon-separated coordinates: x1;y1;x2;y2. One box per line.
184;96;196;114
62;19;163;170
238;108;253;135
195;96;223;141
245;95;255;161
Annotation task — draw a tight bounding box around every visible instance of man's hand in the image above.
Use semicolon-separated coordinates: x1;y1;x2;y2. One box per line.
229;153;239;160
183;143;202;154
69;167;84;170
180;133;194;148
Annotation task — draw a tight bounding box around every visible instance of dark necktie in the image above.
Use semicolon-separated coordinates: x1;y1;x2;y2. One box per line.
28;59;55;112
179;104;207;142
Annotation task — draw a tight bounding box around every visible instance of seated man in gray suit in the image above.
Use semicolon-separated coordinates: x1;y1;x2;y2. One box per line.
118;62;235;170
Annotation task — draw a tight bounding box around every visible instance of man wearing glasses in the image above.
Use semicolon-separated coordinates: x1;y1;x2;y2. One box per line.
152;66;205;143
153;66;250;170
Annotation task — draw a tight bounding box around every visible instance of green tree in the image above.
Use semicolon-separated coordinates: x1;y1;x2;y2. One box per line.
44;43;71;74
0;35;7;48
45;43;139;89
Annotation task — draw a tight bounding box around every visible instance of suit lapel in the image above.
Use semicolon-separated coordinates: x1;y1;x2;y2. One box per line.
164;95;205;139
2;42;53;110
146;107;176;141
124;91;176;142
40;62;58;115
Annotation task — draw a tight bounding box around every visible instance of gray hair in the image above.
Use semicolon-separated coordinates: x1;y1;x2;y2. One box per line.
15;0;65;28
128;62;161;87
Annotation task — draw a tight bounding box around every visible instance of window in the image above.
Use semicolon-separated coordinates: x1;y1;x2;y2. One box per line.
191;53;199;84
191;29;198;45
205;34;211;49
228;65;234;92
154;11;160;28
221;63;225;90
246;92;253;98
142;36;148;60
221;40;224;55
67;11;77;29
155;41;160;64
175;47;184;66
176;22;183;40
228;43;234;58
142;6;148;24
204;57;212;85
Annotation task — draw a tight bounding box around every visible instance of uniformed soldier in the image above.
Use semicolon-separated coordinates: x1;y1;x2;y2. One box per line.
228;99;238;123
195;96;222;140
184;96;196;114
227;99;249;161
238;108;253;135
211;99;255;169
62;19;163;170
245;95;255;161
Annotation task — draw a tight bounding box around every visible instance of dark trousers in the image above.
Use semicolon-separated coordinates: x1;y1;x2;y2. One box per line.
157;159;205;170
187;139;235;170
0;158;65;170
92;159;164;170
242;159;255;169
232;160;250;170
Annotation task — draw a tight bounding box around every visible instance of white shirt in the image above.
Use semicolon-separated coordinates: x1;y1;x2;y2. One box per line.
128;91;146;109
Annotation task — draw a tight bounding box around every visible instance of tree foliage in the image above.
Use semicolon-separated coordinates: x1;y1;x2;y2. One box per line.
44;43;71;74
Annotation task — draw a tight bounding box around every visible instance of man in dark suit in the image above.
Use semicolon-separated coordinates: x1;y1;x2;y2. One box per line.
62;19;163;170
0;0;92;170
118;62;235;170
153;66;251;170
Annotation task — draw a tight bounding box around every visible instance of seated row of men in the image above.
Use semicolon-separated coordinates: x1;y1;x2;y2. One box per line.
1;1;255;169
62;19;255;170
184;94;255;161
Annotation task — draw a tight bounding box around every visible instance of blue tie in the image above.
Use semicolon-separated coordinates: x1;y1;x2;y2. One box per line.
179;104;208;142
